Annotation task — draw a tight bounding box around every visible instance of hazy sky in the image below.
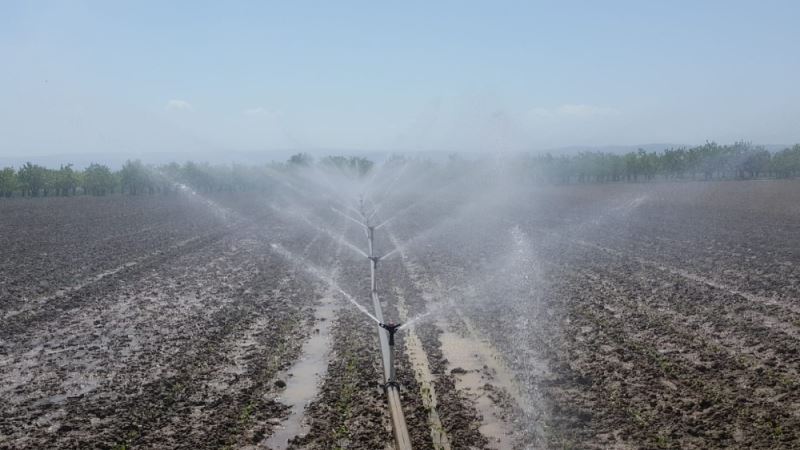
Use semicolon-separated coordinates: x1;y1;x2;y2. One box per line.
1;1;799;156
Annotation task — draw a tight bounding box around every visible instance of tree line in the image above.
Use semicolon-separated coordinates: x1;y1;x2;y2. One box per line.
0;154;376;198
1;142;799;198
515;141;800;183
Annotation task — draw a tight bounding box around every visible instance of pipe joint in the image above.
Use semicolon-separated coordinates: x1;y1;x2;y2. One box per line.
380;322;401;345
383;380;401;393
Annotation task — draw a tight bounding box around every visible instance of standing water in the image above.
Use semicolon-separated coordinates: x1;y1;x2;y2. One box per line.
264;293;337;449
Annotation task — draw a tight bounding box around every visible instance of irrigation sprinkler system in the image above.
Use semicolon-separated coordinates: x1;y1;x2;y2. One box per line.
332;195;413;450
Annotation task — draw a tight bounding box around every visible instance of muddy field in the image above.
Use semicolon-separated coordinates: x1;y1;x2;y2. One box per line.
2;179;799;449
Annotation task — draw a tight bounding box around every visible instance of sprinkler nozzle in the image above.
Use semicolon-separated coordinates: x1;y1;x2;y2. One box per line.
380;322;401;331
368;255;381;266
380;322;402;346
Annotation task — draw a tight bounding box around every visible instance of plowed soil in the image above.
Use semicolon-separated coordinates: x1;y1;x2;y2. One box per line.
2;180;799;449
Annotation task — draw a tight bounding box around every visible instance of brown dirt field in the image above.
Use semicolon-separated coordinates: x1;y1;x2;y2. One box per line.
2;180;799;449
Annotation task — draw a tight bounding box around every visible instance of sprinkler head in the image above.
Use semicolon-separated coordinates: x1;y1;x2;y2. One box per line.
380;322;402;345
380;322;401;332
368;255;380;266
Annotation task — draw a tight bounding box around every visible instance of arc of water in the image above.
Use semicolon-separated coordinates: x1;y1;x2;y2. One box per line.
267;167;363;216
363;164;409;216
303;166;365;207
268;172;342;208
161;176;240;223
398;297;455;331
373;192;437;230
380;246;401;261
266;203;368;259
330;206;368;229
270;243;380;324
348;204;366;220
367;202;383;221
302;218;368;259
380;192;485;263
377;163;409;198
398;311;431;330
359;157;396;197
372;176;465;231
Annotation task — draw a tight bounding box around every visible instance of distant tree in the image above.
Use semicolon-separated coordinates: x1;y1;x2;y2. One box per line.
641;150;659;180
742;148;771;178
350;156;374;177
156;162;182;194
321;155;348;170
119;160;149;195
288;152;314;167
41;168;57;196
8;143;800;201
661;148;687;179
74;169;85;194
55;164;79;196
771;144;800;178
320;155;374;177
697;141;722;180
17;162;47;197
230;163;254;192
0;167;17;197
83;163;116;195
181;161;216;193
623;152;639;181
385;153;409;168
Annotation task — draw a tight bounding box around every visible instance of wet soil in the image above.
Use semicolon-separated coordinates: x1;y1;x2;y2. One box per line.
379;179;800;449
3;180;800;449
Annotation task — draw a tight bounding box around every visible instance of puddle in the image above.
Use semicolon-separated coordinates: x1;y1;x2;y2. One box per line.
395;288;451;450
264;295;336;449
385;226;540;447
436;316;522;449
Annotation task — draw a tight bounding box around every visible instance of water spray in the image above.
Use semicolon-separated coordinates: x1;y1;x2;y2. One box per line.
269;243;380;325
330;206;367;229
280;185;412;447
361;199;411;449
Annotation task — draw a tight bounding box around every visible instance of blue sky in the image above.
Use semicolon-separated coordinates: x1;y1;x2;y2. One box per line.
1;1;799;157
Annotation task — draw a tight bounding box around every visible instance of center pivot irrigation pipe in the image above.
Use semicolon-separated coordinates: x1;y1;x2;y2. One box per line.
355;199;413;450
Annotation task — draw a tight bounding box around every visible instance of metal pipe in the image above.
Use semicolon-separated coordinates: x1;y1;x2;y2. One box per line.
380;322;401;385
367;226;375;257
358;196;367;220
366;219;411;449
369;258;377;292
